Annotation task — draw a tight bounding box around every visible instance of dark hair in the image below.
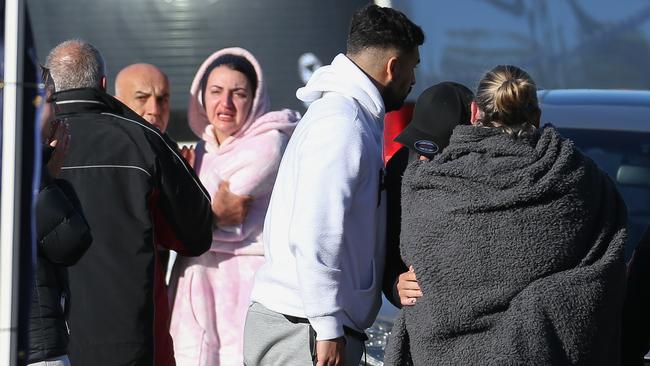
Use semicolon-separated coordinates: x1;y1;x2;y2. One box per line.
475;65;541;138
346;4;424;55
199;54;258;105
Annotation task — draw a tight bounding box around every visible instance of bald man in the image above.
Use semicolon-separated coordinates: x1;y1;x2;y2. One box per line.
115;63;170;132
116;64;250;225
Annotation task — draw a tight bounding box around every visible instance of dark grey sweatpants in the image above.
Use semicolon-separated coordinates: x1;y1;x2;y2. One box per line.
243;302;364;366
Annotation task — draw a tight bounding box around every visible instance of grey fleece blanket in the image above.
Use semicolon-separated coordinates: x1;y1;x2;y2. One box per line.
384;125;627;366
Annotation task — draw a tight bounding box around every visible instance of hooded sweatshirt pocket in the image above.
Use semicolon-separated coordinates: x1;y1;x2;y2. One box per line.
342;259;381;329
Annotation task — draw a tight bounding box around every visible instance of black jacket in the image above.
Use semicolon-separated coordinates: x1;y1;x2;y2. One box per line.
383;147;410;308
29;146;92;363
52;88;212;366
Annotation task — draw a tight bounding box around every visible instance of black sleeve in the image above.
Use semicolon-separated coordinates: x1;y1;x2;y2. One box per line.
382;147;409;308
36;177;92;266
39;145;55;190
154;133;212;256
621;225;650;366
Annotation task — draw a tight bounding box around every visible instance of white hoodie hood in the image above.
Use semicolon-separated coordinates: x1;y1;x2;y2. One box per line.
296;54;384;120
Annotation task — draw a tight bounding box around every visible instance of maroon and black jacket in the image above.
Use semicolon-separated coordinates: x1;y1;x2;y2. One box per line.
52;88;212;366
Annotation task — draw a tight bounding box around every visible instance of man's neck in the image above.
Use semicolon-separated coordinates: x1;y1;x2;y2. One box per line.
346;52;386;97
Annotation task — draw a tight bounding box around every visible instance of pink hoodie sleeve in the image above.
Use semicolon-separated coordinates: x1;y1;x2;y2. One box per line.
209;130;289;252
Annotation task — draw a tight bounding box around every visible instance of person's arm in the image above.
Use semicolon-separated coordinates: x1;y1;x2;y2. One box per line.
36;176;92;266
384;225;422;308
211;132;288;240
36;124;92;265
153;133;213;256
178;141;250;228
382;192;422;308
288;117;362;342
383;211;413;307
315;338;346;366
383;148;410;307
383;147;423;307
211;181;252;227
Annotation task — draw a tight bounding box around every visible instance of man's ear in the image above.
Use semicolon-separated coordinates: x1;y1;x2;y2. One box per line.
470;101;480;125
100;75;107;92
386;55;399;84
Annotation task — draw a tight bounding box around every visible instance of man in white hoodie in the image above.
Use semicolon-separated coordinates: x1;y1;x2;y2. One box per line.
244;5;424;366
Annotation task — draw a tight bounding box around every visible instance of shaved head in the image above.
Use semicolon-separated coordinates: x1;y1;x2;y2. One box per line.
115;63;170;132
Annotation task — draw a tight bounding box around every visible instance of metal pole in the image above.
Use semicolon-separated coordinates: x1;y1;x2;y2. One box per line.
0;0;25;364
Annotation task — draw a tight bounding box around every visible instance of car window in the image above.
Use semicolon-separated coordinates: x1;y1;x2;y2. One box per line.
558;128;650;259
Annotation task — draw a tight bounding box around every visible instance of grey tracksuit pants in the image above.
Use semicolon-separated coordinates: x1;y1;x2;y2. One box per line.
243;302;364;365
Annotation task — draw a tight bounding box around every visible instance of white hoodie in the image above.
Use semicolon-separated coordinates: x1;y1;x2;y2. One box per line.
250;54;387;341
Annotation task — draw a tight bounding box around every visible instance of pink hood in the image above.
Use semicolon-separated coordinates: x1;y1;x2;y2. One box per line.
187;47;299;255
187;47;300;148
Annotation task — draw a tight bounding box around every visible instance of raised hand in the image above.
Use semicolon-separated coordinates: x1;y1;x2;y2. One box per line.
180;145;196;168
47;120;71;178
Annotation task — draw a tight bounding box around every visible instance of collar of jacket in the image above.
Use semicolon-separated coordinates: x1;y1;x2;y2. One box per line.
51;88;127;116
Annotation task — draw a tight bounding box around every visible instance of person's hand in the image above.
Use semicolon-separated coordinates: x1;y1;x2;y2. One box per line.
315;337;345;366
180;145;195;168
47;120;71;179
397;265;422;306
212;181;252;226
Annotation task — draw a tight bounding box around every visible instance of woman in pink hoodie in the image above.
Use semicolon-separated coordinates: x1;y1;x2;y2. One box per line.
169;47;299;366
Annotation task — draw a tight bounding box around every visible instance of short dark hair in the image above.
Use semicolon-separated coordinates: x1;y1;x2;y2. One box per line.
199;54;258;105
346;5;424;55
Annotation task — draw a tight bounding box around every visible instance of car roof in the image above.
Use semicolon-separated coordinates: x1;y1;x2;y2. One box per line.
538;89;650;132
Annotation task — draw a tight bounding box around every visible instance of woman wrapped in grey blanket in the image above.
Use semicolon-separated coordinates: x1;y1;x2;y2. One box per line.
384;65;628;366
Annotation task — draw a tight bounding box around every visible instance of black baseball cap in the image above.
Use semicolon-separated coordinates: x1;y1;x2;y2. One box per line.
394;81;474;159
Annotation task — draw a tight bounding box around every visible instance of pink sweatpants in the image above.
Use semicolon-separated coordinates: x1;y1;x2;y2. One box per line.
169;251;265;366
